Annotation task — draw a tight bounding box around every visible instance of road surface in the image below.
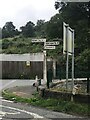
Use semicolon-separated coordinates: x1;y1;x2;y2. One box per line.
0;79;83;119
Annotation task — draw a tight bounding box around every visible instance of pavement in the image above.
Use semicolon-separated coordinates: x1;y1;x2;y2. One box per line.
4;85;37;98
2;78;88;98
2;79;63;98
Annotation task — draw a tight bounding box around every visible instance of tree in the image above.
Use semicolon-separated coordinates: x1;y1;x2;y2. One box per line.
54;1;90;52
54;1;90;79
36;20;45;30
2;22;17;38
20;21;35;37
46;14;63;39
35;20;47;38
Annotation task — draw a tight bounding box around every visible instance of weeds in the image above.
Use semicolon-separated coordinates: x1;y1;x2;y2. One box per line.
2;90;89;117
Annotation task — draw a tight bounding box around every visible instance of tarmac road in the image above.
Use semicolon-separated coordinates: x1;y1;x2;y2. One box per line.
0;79;84;119
0;97;83;120
0;98;43;119
0;79;36;91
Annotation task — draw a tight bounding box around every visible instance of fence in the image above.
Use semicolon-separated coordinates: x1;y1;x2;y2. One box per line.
0;54;89;79
0;53;51;79
2;61;43;79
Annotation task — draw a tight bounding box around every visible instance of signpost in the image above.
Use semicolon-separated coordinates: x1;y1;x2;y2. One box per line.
68;27;74;93
32;38;59;87
44;41;59;87
45;41;59;46
44;46;55;50
63;22;69;90
43;51;47;83
63;22;74;95
32;39;46;43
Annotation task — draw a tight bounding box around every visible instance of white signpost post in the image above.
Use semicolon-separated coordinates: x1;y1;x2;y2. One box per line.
43;50;47;83
44;41;59;79
44;43;56;84
32;38;59;86
31;38;47;83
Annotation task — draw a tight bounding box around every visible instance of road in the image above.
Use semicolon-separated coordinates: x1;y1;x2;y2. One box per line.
1;97;82;120
0;79;36;91
0;79;83;119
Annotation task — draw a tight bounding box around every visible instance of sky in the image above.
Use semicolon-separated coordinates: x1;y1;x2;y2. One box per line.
0;0;58;30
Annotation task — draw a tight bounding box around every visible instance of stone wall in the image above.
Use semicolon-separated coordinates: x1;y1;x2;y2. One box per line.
40;89;90;104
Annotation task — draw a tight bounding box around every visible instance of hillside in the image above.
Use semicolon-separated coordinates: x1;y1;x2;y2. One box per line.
1;36;63;59
1;35;90;79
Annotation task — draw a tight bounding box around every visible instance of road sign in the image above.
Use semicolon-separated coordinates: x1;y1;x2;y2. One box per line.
63;22;74;55
32;39;46;43
44;46;55;49
45;41;59;46
63;22;69;54
68;27;74;55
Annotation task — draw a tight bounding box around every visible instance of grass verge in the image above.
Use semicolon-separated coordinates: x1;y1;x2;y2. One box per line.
2;90;90;117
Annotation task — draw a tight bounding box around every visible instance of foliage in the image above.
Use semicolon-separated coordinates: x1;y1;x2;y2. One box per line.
2;22;19;38
75;48;90;77
35;20;47;38
54;2;90;52
46;14;63;39
20;21;35;37
1;36;44;54
2;90;89;117
54;1;90;78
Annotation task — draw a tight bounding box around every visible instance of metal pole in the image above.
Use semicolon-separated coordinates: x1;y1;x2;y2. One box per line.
66;26;69;90
43;50;47;84
71;30;74;102
66;51;68;90
72;30;74;92
63;22;69;90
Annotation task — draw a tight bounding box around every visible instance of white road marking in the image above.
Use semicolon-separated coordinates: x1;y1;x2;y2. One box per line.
1;80;17;90
0;111;6;119
0;105;44;118
0;80;16;90
0;110;20;115
1;99;13;103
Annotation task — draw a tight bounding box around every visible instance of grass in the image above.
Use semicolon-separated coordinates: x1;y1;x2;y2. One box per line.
2;90;90;117
1;36;61;57
1;37;44;54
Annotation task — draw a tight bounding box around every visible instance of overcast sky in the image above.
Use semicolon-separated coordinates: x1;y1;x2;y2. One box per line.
0;0;58;29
